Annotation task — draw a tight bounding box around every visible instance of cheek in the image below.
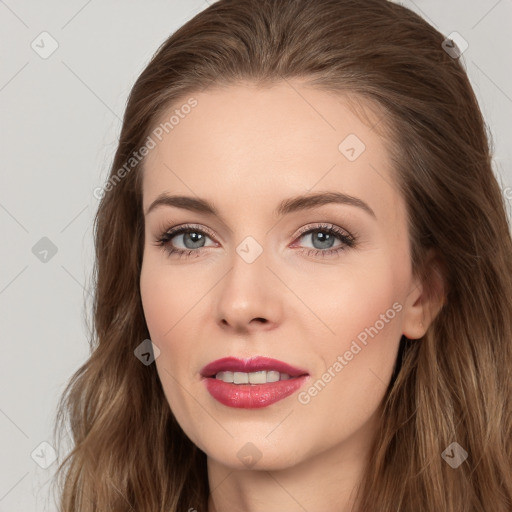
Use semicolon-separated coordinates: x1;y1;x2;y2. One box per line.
139;261;193;394
140;264;199;438
140;257;206;393
140;256;208;340
140;264;169;342
293;257;406;436
296;255;404;347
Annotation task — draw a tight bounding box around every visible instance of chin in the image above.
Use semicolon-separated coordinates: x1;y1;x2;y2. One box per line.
203;435;309;472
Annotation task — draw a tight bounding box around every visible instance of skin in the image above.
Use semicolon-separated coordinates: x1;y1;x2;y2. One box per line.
139;80;442;512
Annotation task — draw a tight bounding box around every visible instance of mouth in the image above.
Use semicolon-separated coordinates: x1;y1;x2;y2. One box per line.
200;356;310;409
208;370;306;384
200;356;310;383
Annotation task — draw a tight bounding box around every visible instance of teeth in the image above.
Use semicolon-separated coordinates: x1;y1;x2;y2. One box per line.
215;370;292;384
233;372;248;384
266;370;280;382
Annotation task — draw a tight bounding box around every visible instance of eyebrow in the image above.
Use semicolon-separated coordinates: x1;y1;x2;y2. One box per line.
145;191;376;220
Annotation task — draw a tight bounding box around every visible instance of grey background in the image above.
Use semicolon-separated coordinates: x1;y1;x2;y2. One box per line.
0;0;511;510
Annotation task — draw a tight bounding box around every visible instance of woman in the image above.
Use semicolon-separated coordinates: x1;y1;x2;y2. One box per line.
52;0;512;510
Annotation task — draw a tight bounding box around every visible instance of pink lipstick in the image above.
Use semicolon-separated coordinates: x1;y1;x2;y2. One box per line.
200;356;310;408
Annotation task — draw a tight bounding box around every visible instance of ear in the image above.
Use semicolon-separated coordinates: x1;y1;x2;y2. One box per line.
402;248;446;340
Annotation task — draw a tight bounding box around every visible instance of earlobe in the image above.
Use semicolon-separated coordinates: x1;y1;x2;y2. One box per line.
401;249;446;340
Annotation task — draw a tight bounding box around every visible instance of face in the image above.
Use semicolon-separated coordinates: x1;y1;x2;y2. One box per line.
139;81;427;472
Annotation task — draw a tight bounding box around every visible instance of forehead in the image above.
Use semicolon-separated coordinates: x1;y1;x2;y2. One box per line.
142;81;400;223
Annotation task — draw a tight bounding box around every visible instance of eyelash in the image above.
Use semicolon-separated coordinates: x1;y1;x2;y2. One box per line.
154;223;357;260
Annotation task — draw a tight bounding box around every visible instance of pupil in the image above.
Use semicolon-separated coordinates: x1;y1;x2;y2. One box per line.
185;232;204;248
314;231;334;249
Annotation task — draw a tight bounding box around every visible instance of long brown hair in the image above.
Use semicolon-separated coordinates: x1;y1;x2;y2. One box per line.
51;0;512;510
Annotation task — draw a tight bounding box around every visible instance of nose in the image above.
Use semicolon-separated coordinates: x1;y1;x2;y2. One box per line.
214;246;283;334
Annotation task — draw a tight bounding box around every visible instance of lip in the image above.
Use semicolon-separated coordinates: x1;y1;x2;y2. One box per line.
200;356;309;378
200;356;310;409
204;376;309;408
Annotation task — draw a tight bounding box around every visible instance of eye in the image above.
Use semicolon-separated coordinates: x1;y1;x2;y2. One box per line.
291;223;356;258
153;222;357;259
154;224;217;259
